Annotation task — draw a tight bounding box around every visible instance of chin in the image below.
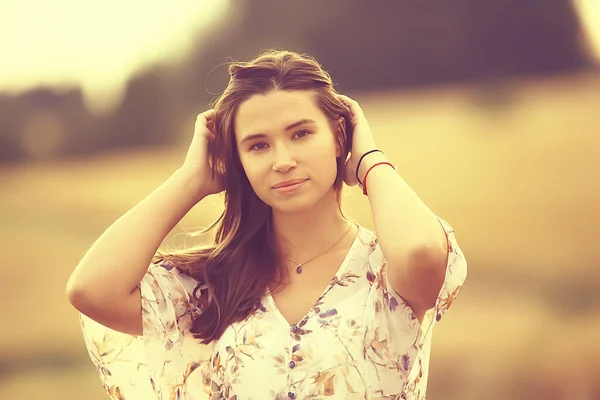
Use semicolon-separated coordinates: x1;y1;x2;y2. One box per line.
273;202;316;215
266;187;337;215
267;195;318;214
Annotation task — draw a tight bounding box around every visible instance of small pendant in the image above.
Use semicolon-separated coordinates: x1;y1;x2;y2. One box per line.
296;264;303;274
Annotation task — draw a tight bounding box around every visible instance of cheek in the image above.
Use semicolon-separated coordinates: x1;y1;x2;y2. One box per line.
239;155;267;188
311;137;339;164
306;144;339;181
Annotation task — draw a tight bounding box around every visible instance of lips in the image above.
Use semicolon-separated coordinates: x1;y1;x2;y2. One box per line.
272;179;308;189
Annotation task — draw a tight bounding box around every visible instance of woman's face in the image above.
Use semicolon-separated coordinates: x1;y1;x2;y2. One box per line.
234;90;341;214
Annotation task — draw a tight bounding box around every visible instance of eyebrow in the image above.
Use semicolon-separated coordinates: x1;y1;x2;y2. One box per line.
239;118;316;145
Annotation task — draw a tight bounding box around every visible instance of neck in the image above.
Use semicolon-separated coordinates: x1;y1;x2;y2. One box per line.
271;189;352;262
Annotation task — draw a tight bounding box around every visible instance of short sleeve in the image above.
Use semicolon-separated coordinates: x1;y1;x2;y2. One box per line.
138;260;202;343
368;215;467;346
138;262;203;391
362;217;466;400
417;216;468;345
79;261;211;400
79;314;155;399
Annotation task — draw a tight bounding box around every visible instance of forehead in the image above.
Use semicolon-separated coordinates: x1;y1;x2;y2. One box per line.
234;90;325;138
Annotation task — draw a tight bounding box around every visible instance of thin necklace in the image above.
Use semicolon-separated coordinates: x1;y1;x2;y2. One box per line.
285;223;354;274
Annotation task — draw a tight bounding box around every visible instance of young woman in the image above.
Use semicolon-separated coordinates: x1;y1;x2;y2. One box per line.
67;50;467;399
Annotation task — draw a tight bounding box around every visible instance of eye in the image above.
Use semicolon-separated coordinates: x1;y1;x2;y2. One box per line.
248;142;268;152
293;129;311;139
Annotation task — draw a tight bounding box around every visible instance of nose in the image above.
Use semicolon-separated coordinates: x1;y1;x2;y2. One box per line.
272;145;297;173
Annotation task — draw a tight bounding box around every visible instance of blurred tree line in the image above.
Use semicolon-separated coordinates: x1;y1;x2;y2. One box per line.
0;0;594;163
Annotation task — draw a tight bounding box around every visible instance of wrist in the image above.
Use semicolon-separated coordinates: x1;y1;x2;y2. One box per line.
357;151;388;183
172;168;210;202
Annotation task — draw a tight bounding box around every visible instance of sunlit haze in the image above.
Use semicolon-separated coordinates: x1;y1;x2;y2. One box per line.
575;0;600;61
0;0;231;115
1;1;599;116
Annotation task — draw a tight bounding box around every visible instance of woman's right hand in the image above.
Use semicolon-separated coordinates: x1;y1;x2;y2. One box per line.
179;109;225;198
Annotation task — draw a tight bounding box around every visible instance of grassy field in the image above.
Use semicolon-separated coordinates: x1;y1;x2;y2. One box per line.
1;71;599;399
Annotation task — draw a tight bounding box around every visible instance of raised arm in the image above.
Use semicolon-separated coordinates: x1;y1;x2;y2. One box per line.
338;95;452;317
66;110;222;335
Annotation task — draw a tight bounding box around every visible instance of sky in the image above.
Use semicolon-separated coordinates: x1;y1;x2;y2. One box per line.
575;0;600;59
0;0;231;115
0;1;598;116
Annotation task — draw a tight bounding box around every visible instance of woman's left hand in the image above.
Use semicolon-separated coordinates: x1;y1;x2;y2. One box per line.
337;94;378;186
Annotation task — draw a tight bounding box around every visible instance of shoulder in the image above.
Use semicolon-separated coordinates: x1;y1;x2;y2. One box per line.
346;223;381;264
147;260;207;296
354;224;383;264
355;223;377;246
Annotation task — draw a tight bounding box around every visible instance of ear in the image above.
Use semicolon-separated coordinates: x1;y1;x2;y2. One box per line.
335;117;346;158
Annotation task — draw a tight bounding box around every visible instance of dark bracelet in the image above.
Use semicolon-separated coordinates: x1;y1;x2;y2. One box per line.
356;149;384;184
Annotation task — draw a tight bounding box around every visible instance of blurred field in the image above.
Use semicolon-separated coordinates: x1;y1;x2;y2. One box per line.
1;71;599;399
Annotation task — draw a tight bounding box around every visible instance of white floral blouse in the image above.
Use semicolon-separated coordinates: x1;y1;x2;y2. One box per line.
79;216;467;399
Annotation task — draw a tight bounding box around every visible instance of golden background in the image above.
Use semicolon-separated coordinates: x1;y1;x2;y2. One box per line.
1;1;599;399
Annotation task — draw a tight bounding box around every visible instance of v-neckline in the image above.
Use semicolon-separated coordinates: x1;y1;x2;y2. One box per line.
265;224;362;328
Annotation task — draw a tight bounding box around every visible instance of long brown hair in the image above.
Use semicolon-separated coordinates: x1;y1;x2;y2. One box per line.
153;50;354;344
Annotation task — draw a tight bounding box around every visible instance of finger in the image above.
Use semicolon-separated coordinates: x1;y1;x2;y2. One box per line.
337;94;357;106
196;109;215;124
337;96;355;118
207;119;216;135
192;110;217;146
195;110;216;134
337;95;364;118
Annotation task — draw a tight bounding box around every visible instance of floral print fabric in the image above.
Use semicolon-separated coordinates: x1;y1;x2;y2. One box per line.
79;216;467;399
